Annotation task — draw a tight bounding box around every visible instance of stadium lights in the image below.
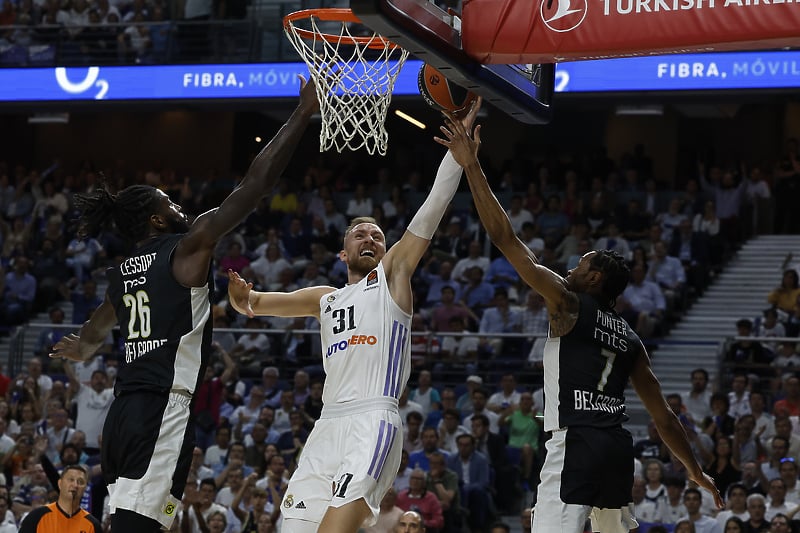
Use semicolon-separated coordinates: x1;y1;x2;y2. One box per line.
615;105;663;116
28;113;70;124
394;109;426;129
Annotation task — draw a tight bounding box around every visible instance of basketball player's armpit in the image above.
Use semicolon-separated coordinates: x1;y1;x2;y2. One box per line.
548;312;572;338
548;294;579;337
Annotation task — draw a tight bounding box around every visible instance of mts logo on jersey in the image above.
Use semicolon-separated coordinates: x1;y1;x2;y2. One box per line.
593;309;630;352
326;334;378;357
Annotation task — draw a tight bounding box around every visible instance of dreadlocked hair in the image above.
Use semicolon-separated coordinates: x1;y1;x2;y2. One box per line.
589;250;630;308
73;184;159;244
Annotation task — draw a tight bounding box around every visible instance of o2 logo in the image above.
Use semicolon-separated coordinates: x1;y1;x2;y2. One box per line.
554;69;570;92
54;67;109;99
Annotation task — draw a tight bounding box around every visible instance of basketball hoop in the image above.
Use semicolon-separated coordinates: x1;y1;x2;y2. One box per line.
284;9;410;156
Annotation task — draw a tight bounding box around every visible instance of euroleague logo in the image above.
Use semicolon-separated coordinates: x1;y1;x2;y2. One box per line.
540;0;588;32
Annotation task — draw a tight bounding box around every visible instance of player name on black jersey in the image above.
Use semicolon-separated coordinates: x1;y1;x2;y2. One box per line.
119;252;157;276
573;389;624;413
593;309;631;352
124;338;168;363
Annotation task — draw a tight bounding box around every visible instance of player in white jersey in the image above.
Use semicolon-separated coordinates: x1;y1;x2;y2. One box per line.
227;101;481;533
318;262;411;404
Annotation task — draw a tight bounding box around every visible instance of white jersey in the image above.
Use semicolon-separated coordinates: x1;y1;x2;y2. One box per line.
319;262;411;405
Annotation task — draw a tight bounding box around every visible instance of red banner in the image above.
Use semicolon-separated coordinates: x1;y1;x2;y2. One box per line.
461;0;800;64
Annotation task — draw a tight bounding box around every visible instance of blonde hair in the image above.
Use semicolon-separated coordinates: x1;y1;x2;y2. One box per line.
207;510;227;527
343;217;378;245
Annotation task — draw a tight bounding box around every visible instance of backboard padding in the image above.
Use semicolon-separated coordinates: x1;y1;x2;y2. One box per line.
350;0;554;124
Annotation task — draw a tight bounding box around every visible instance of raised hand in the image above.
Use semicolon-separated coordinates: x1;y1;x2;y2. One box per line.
34;435;48;456
460;96;483;131
434;114;482;170
49;334;84;362
227;270;255;318
297;74;320;115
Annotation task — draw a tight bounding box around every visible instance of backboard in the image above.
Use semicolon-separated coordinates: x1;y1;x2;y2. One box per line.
350;0;554;124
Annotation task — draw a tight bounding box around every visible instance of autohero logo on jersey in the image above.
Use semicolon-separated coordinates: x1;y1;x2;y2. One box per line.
326;334;379;358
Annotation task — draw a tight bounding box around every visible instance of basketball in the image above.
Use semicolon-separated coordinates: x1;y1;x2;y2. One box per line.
417;64;477;118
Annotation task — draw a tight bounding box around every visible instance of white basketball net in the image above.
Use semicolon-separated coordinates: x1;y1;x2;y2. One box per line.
284;15;410;156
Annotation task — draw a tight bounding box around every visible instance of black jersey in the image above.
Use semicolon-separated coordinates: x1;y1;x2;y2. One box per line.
542;293;640;432
106;234;213;395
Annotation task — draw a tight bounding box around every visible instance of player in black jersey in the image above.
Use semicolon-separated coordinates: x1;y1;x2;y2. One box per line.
436;118;723;533
48;78;319;533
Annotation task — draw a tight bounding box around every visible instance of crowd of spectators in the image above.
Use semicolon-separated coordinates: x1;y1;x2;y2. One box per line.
0;0;274;66
0;132;795;533
630;362;800;533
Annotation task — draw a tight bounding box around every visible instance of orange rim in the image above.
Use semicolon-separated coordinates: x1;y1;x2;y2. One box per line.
283;8;403;50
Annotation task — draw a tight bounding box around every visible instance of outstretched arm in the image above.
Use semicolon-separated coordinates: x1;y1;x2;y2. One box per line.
630;341;723;508
435;117;575;328
383;101;482;313
227;270;333;320
173;79;320;287
49;292;117;362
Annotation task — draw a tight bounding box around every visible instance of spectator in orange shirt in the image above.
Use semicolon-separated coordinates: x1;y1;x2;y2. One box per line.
774;375;800;417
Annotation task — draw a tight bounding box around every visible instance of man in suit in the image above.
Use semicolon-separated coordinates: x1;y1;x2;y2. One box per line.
446;434;493;531
470;413;516;514
470;414;506;470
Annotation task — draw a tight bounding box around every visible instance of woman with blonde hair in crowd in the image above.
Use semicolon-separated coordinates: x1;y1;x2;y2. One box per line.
643;458;669;515
206;510;227;533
